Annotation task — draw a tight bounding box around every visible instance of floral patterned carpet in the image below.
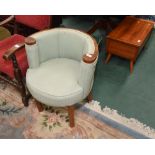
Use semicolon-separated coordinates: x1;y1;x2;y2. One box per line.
0;80;132;139
1;79;155;139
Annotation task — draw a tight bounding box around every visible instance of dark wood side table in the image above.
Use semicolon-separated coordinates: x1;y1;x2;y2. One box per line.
105;16;154;73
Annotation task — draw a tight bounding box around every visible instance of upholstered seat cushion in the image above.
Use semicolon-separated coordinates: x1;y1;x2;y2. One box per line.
0;34;28;78
26;58;83;107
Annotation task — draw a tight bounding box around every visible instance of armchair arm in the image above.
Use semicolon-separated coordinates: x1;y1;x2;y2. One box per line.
25;37;36;45
0;15;14;26
3;43;25;60
79;38;98;98
25;37;40;68
82;38;98;64
83;53;97;64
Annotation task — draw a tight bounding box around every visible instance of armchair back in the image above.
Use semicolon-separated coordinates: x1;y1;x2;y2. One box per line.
26;28;96;66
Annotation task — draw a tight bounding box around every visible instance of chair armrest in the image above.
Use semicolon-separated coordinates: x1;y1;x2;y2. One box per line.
25;37;40;68
79;38;98;98
3;43;25;60
25;37;36;45
82;38;98;64
83;53;97;63
0;15;15;26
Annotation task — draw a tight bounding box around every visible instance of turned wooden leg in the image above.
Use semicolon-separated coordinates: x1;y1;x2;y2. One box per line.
11;54;29;107
105;53;112;64
130;60;134;73
87;92;93;103
36;101;44;112
68;105;75;128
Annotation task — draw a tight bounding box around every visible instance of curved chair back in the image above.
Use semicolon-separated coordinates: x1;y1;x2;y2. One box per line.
28;28;95;64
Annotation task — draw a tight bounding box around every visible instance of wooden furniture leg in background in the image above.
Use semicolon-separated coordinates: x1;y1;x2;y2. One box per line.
87;92;93;103
105;53;112;64
68;105;75;128
130;60;134;73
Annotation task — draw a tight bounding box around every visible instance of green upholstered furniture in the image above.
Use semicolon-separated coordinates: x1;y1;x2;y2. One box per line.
25;28;98;127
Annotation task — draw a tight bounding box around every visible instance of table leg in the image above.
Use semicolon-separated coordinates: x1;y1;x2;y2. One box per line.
105;53;112;64
130;60;134;73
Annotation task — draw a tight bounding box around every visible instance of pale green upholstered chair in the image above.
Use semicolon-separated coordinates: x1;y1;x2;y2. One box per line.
25;28;98;127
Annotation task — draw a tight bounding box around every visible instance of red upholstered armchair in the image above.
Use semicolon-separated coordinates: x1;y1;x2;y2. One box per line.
0;15;53;106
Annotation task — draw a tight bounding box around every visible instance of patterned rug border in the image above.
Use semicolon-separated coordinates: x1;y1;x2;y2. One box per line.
80;101;155;139
1;79;155;138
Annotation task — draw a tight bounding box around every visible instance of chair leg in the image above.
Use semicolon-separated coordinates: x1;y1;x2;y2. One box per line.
105;53;112;64
130;60;134;73
68;105;75;128
87;92;93;103
15;72;28;107
11;54;29;107
36;101;44;112
22;96;29;107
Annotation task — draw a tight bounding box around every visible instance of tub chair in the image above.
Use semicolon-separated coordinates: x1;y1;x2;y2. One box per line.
25;28;98;127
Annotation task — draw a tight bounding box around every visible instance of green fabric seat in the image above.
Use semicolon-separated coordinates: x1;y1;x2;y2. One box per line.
25;28;98;107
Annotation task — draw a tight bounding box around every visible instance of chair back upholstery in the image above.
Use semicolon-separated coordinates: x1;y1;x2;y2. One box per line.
27;28;95;65
15;15;51;30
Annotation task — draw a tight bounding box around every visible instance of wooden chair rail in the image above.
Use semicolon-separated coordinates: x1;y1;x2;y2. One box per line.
3;42;25;60
0;15;14;26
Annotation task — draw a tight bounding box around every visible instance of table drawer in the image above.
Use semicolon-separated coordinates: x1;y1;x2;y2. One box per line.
106;39;138;60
